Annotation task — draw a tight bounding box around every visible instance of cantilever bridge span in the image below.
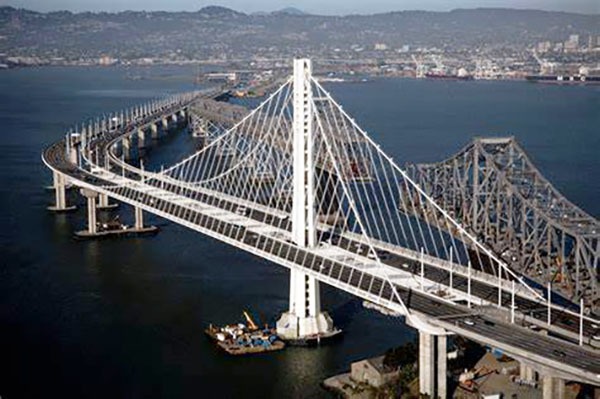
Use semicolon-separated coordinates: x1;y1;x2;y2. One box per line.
407;137;599;314
43;59;599;398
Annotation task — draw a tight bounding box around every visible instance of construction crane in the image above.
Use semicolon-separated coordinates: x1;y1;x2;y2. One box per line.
411;54;426;78
531;50;556;75
243;310;259;330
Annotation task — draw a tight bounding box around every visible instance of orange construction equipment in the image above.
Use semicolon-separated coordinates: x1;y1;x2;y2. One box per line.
243;310;258;331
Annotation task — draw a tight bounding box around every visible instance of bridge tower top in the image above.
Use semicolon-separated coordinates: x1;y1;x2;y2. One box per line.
292;58;316;248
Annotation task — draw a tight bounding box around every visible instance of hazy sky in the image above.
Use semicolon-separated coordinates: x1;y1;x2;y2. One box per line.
1;0;598;15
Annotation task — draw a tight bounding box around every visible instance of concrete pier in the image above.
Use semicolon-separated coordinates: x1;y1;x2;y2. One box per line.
137;128;146;149
97;193;118;210
134;206;144;230
520;363;537;382
276;270;336;342
122;137;131;160
151;123;158;139
419;331;435;397
418;331;447;399
68;138;78;165
161;117;168;130
75;199;157;239
81;189;98;234
542;375;565;399
437;335;447;399
47;172;76;212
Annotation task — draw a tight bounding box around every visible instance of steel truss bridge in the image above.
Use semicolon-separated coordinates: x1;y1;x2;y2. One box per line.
43;59;599;398
407;138;599;313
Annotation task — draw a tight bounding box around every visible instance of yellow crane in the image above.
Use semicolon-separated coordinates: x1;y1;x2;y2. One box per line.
243;310;258;331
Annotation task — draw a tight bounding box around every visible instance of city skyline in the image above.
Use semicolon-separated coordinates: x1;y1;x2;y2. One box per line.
1;0;599;15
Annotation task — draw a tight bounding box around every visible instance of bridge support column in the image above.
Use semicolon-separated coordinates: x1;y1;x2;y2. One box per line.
171;114;178;124
68;138;79;165
97;193;118;210
81;189;99;234
134;206;144;230
542;375;565;399
437;335;447;399
276;58;337;343
122;137;131;160
161;117;168;130
418;331;447;399
519;363;536;382
419;331;435;397
137;129;145;149
276;270;334;341
48;172;76;212
151;123;159;139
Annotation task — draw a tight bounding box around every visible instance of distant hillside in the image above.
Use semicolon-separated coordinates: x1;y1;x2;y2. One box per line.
0;6;598;62
273;7;307;16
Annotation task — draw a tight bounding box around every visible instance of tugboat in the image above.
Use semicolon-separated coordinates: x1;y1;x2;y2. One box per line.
205;311;285;355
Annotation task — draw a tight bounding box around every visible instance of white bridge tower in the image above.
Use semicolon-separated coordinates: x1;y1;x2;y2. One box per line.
276;59;336;341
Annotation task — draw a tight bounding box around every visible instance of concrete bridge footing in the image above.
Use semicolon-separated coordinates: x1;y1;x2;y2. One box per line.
276;270;336;342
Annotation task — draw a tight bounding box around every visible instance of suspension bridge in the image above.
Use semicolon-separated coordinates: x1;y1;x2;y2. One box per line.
43;59;599;398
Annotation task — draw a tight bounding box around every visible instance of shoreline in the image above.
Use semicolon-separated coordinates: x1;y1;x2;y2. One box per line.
3;63;599;87
4;63;599;86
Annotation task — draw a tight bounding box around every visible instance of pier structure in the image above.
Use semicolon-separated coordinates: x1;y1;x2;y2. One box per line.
42;59;599;398
47;171;76;212
151;123;158;140
417;329;448;399
75;188;156;239
80;188;98;235
97;193;118;211
137;128;146;149
122;136;131;160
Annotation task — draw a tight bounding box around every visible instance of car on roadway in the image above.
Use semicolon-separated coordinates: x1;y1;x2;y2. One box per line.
552;349;566;358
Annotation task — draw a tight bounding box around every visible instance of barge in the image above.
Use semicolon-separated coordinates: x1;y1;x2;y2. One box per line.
205;311;285;355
